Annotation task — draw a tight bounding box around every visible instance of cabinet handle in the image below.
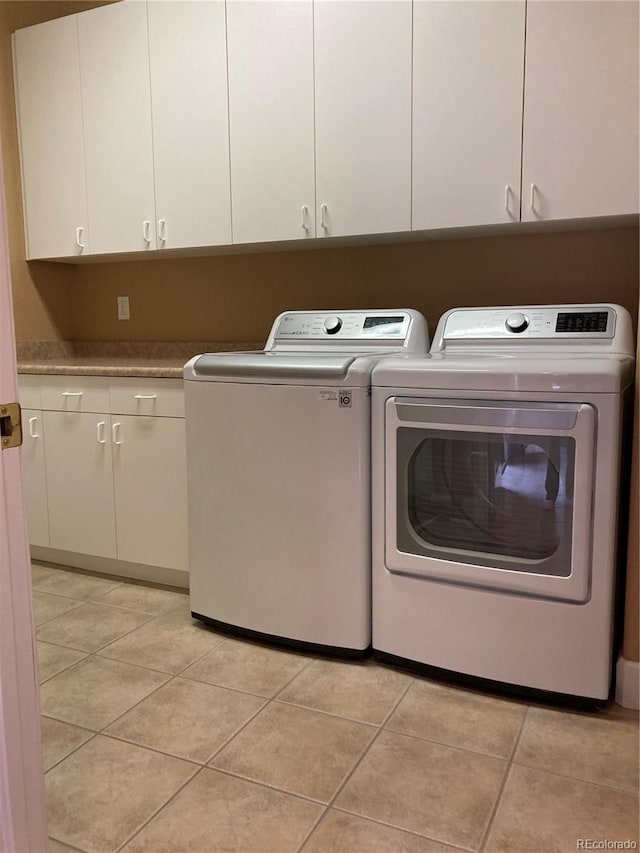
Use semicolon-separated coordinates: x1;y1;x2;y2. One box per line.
133;394;157;400
158;219;167;244
301;205;309;233
96;421;107;445
143;220;152;244
61;391;83;397
29;416;39;439
529;182;537;212
504;184;510;213
75;226;85;250
320;204;328;232
112;422;123;445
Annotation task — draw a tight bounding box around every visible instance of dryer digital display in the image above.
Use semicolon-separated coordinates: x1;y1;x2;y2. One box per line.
556;312;609;333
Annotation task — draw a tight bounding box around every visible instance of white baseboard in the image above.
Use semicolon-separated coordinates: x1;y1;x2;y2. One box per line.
615;656;640;709
30;546;189;590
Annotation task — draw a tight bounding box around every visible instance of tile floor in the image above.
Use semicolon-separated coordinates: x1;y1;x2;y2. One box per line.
33;563;639;853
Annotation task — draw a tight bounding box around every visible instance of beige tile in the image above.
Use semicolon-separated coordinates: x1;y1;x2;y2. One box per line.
386;679;526;758
302;809;459;852
485;764;640;853
514;706;639;792
121;767;323;853
106;676;265;763
34;571;123;600
48;839;79;853
31;564;65;585
37;641;87;683
336;730;506;851
33;592;82;627
211;701;375;802
98;611;221;674
37;602;152;652
46;735;196;853
39;656;169;730
41;716;93;771
278;659;410;724
92;583;187;615
182;637;309;697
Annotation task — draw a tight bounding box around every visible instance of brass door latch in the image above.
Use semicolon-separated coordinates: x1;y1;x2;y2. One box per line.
0;402;22;449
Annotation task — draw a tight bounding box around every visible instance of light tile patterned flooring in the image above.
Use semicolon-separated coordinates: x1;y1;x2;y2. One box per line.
33;563;639;853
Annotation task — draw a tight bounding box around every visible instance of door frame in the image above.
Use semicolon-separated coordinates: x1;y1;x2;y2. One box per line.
0;139;48;850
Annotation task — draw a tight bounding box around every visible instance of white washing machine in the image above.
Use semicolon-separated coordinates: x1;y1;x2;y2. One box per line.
184;309;429;655
371;304;635;702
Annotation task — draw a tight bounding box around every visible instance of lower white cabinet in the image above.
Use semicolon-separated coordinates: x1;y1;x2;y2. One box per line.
112;415;187;571
21;408;50;548
18;375;187;577
44;410;117;558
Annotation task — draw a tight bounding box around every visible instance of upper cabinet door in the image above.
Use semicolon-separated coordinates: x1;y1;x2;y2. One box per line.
78;0;156;254
148;0;231;249
522;1;639;222
13;16;88;259
412;1;525;230
314;0;412;238
227;0;315;244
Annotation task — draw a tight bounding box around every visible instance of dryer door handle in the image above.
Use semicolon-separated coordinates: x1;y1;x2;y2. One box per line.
393;400;582;431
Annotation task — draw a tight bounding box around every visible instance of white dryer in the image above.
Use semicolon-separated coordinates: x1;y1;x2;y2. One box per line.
371;304;634;702
184;309;428;655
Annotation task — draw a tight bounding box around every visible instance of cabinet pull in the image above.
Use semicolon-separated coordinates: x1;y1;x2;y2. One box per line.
143;220;152;244
529;182;537;212
158;219;167;244
61;391;83;397
301;205;309;233
133;394;157;400
320;204;328;232
75;226;85;250
112;422;123;445
504;184;510;213
29;416;39;439
96;421;107;445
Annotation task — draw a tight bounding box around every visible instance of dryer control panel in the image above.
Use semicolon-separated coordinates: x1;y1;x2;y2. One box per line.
441;306;616;341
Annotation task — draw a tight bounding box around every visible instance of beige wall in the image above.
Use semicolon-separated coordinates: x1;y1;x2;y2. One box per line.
69;226;639;342
1;0;638;667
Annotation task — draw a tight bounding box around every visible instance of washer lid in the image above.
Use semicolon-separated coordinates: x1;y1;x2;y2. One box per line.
371;353;635;393
188;351;357;381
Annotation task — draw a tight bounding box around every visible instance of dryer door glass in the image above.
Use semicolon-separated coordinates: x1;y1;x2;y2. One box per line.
392;399;596;587
402;431;573;572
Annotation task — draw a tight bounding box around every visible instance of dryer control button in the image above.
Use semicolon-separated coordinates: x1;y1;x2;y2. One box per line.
323;316;343;335
505;312;529;333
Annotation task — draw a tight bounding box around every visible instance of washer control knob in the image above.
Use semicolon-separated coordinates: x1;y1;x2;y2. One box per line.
323;316;342;335
505;312;529;333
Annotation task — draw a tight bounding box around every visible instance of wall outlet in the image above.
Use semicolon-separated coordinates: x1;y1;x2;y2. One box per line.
117;296;130;321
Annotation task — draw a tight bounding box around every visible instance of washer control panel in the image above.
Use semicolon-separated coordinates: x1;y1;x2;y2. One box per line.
443;306;616;341
274;311;411;341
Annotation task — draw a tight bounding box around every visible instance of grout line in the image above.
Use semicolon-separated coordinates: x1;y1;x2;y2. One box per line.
295;671;416;851
43;731;99;776
478;705;530;853
507;758;640;797
114;765;204;853
330;805;475;853
48;835;88;853
100;730;203;770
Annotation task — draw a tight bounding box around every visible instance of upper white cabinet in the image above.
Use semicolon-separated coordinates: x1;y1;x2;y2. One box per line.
227;1;315;244
13;15;88;259
148;0;231;249
313;0;412;238
412;1;525;229
78;0;157;254
522;0;639;222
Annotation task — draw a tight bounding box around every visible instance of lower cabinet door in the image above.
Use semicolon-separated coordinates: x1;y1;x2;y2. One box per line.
112;415;187;571
21;409;50;547
43;410;117;558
